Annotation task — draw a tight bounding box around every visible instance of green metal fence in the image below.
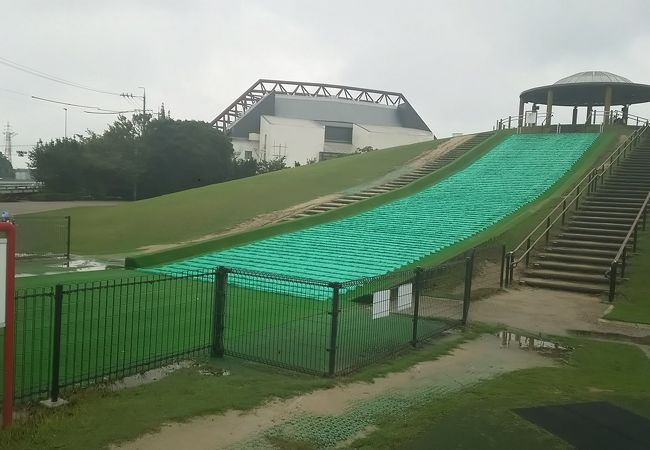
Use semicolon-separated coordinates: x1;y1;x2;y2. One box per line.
15;215;70;261
12;270;215;402
7;248;489;404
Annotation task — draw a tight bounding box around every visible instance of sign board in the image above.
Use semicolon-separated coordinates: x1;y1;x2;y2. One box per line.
0;238;5;327
372;289;390;319
525;111;538;126
397;283;413;311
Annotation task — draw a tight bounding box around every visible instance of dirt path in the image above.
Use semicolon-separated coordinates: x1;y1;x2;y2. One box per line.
114;334;555;450
471;287;650;338
3;200;122;216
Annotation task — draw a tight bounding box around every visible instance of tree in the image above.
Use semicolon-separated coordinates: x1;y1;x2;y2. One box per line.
28;139;87;194
0;154;14;179
28;115;241;199
137;119;236;198
256;156;287;174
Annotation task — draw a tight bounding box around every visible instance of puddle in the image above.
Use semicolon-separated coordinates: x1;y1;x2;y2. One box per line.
497;330;570;354
111;361;197;390
16;256;110;277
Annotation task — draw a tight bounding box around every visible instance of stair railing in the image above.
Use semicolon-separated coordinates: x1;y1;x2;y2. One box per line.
495;115;523;130
606;191;650;301
503;124;650;286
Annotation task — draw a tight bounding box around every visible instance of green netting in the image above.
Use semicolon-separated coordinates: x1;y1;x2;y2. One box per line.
146;134;598;294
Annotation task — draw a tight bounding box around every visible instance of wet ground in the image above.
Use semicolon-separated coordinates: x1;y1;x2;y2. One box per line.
113;333;559;450
16;256;113;277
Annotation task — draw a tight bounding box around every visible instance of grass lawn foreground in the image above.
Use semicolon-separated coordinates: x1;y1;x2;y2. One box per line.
2;330;650;450
604;225;650;324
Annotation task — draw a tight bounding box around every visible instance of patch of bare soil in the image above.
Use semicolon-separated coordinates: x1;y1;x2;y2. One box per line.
137;194;340;253
113;334;554;450
471;287;650;338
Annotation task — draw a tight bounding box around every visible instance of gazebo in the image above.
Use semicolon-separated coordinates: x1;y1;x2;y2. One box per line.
518;71;650;127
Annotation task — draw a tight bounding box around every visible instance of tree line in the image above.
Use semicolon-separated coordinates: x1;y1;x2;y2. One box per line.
28;114;287;200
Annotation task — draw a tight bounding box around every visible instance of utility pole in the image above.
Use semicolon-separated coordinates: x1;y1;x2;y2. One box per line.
139;86;146;135
119;87;146;201
63;108;68;138
2;123;17;165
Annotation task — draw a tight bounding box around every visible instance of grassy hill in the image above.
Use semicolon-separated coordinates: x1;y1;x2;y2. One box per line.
128;127;629;269
23;139;445;255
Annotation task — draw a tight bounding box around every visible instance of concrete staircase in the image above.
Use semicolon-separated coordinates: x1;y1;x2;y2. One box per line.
283;132;493;222
521;136;650;294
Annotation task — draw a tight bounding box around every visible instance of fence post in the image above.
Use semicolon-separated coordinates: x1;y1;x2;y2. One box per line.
211;266;228;358
65;216;71;267
508;252;515;285
411;267;422;347
462;250;475;325
608;261;617;302
633;225;638;252
327;282;341;376
499;244;506;288
50;284;64;403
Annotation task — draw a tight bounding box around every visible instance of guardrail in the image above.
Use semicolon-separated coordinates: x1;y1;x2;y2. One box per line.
606;191;649;301
504;124;649;285
593;111;650;127
0;181;41;194
495;113;553;130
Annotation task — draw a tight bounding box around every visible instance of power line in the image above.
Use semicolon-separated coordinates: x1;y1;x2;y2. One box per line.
0;55;124;96
31;95;130;112
84;110;141;115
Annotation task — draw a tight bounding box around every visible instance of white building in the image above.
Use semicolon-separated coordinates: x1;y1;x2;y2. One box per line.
211;80;433;165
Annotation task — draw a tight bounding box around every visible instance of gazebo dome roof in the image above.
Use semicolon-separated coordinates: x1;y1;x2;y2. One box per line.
554;71;632;85
520;71;650;106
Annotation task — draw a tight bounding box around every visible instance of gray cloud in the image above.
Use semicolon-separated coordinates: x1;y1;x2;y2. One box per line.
3;0;650;168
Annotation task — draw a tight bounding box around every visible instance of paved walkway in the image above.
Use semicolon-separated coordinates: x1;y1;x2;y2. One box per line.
6;200;122;215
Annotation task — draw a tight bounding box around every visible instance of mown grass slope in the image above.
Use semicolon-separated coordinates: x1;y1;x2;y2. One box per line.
131;127;628;269
23;139;443;255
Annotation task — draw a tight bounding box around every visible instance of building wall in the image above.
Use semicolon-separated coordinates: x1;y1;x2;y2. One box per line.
274;95;403;128
352;124;433;150
322;141;355;155
259;116;325;165
231;137;260;160
14;169;32;181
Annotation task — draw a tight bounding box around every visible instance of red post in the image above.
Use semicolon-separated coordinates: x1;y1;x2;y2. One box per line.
1;222;16;427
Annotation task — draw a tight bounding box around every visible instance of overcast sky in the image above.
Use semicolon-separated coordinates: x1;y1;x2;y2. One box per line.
3;0;650;168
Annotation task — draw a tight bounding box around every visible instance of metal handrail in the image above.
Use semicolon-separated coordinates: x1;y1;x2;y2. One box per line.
504;124;649;282
606;191;650;301
593;110;650;126
495;113;554;130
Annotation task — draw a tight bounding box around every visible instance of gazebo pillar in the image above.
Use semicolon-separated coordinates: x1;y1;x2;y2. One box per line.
622;105;629;124
585;105;593;125
571;106;578;125
518;98;525;127
546;89;554;125
603;86;613;124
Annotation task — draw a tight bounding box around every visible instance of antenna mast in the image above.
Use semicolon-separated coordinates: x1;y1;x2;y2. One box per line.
2;123;17;164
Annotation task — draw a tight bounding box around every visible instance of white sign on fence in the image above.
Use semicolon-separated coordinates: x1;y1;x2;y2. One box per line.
0;238;6;328
372;289;390;319
397;283;413;311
